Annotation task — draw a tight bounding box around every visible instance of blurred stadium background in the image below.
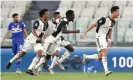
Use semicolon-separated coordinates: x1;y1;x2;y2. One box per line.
1;1;133;80
1;0;133;47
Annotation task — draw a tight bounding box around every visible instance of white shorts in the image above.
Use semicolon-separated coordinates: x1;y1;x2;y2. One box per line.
22;39;36;52
60;39;71;47
34;43;43;52
96;36;107;52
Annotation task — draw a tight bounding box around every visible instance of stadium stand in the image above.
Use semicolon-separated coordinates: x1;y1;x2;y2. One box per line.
1;1;133;47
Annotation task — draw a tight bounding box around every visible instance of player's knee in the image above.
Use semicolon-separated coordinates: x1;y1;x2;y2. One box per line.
45;54;51;60
55;50;60;56
19;51;26;57
36;50;42;57
65;45;74;52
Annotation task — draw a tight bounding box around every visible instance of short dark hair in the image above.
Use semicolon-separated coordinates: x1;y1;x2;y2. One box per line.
111;6;119;13
12;13;18;18
66;10;74;17
54;12;60;17
39;9;48;17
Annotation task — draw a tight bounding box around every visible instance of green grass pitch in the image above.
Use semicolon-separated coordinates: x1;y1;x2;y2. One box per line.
1;72;133;80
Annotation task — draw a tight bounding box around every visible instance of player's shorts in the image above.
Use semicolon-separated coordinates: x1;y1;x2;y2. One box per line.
34;43;43;52
22;39;36;52
12;41;24;55
95;36;107;52
41;35;60;56
60;39;71;47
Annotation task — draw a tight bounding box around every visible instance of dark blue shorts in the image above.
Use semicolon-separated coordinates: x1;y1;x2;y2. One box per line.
12;41;24;55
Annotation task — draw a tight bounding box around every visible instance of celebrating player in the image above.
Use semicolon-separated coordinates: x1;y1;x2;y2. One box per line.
32;10;80;75
1;13;28;73
81;6;120;76
6;9;49;70
25;12;62;75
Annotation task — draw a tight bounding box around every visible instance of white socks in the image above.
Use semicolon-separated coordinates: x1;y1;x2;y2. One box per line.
49;56;58;69
10;52;20;63
35;57;46;70
102;56;108;72
58;51;71;63
28;56;40;70
86;54;98;59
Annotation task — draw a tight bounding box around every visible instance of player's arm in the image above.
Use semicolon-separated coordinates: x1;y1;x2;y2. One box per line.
32;20;41;40
81;23;97;39
62;29;80;34
1;23;11;44
1;31;10;44
22;22;28;38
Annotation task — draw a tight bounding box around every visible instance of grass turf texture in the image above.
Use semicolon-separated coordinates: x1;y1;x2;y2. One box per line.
1;72;133;80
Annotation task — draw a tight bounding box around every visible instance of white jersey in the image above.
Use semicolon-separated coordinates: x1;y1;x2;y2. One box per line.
26;19;48;43
51;17;69;41
45;19;60;36
96;16;116;38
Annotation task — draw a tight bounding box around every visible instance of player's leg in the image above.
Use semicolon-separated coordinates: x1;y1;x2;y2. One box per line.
97;37;112;76
15;42;24;73
58;40;74;64
26;43;43;76
49;50;60;74
6;40;33;69
82;54;98;64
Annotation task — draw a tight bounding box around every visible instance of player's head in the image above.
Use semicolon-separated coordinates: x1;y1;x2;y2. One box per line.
53;12;61;19
66;10;75;22
12;13;19;22
39;9;49;20
111;6;120;18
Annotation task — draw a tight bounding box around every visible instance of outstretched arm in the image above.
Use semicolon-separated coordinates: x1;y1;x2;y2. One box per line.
1;31;10;44
81;23;97;39
62;29;80;34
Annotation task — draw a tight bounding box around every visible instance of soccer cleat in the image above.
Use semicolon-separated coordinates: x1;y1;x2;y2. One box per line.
48;67;54;74
105;70;112;76
57;63;65;70
25;70;34;75
16;69;22;74
6;62;12;69
82;54;87;64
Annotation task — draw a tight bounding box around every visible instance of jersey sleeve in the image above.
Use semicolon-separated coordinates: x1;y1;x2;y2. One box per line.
33;20;39;29
97;17;106;25
8;23;12;30
21;22;26;29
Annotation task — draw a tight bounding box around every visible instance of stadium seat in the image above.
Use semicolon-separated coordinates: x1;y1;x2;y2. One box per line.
122;7;133;20
86;1;100;7
59;1;73;7
80;7;95;19
100;1;113;7
94;7;109;19
125;28;133;42
73;1;86;7
114;1;127;7
128;1;133;6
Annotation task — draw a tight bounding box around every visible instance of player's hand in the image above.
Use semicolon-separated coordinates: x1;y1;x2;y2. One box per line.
75;29;80;33
44;34;47;39
80;33;87;39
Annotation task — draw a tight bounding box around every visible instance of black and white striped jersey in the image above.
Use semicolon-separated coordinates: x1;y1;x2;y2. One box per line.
26;19;48;43
96;16;115;38
51;17;69;39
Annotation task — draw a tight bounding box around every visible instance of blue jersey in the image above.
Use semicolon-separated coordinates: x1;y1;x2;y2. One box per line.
8;21;26;42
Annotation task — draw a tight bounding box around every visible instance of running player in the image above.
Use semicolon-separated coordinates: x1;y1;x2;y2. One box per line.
1;13;28;73
25;12;61;75
6;9;49;70
81;6;120;76
32;10;80;75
